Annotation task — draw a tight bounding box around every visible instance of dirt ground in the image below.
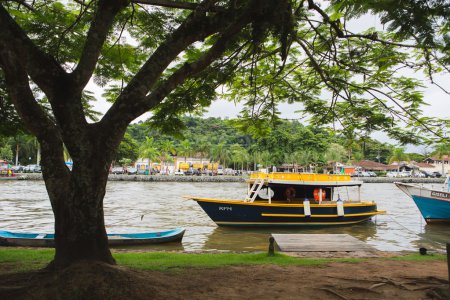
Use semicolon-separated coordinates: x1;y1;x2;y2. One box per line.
0;258;449;300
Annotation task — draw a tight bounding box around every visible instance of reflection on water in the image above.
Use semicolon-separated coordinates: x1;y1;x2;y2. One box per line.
0;180;449;252
415;224;450;250
204;222;378;252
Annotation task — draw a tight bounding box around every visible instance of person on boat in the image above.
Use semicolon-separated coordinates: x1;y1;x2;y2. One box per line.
285;187;296;202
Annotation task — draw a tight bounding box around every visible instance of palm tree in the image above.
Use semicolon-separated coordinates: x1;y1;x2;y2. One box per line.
294;150;312;172
324;143;347;172
211;142;230;169
389;147;410;173
231;145;249;172
177;140;192;162
283;152;296;172
343;132;361;161
12;133;36;165
433;142;450;175
352;152;364;163
293;149;323;172
229;144;243;171
138;137;160;174
195;138;211;165
159;140;176;174
256;150;273;171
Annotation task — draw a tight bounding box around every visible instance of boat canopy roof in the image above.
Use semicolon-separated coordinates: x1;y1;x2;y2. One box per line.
248;172;363;187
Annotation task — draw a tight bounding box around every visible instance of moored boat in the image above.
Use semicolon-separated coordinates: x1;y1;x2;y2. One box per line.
187;172;384;227
0;228;185;247
396;174;450;224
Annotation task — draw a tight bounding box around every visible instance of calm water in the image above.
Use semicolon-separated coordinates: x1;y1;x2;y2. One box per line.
1;180;449;252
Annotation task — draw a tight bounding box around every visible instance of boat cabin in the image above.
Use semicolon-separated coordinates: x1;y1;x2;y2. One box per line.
246;172;362;203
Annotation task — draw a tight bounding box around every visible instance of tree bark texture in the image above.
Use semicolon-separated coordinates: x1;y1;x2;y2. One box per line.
49;152;116;267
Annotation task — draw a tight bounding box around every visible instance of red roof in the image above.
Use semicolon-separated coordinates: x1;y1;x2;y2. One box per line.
426;155;450;162
352;160;389;171
414;162;435;168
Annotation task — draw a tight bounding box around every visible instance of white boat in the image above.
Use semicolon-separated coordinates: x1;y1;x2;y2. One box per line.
395;173;450;224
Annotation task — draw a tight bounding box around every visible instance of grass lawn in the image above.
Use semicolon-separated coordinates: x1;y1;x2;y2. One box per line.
0;248;446;273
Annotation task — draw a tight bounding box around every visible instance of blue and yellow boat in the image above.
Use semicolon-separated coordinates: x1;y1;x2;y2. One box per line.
187;172;384;227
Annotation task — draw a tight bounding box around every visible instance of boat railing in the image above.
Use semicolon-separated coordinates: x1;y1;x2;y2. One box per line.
249;172;351;182
245;178;266;203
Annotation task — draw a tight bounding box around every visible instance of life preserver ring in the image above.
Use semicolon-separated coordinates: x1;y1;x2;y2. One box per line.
313;188;326;201
285;187;296;200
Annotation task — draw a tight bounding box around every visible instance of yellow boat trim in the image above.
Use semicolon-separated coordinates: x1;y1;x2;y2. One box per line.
215;219;370;226
187;197;376;207
250;172;351;182
261;211;386;218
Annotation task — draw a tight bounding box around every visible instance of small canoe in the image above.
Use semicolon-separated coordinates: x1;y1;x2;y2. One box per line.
0;228;185;247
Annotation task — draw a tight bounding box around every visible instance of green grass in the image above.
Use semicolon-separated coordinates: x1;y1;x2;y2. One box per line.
0;248;446;274
114;252;333;271
0;248;54;272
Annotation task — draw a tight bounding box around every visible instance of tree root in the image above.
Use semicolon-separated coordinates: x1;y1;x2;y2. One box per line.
369;282;387;290
320;287;349;300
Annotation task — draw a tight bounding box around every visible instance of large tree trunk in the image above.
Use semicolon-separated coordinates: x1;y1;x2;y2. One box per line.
39;126;119;269
51;163;114;268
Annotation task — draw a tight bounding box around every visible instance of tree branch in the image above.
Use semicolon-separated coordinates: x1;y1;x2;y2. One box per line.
139;8;252;116
0;47;71;187
131;0;226;12
0;43;58;140
100;1;232;129
70;0;129;90
306;0;418;48
4;0;35;11
0;4;65;98
101;0;265;133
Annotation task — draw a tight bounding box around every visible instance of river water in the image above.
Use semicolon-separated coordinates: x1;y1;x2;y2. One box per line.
1;181;449;252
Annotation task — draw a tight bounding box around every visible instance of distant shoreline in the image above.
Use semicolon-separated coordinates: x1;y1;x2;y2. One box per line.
2;173;446;184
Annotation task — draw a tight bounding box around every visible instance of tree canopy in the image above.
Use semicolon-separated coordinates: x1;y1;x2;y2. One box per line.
2;1;448;143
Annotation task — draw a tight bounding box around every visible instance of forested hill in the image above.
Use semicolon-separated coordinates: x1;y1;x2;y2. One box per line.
125;117;396;166
0;116;434;167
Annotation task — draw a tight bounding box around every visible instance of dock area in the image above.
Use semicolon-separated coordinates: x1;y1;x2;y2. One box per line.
272;234;379;257
3;173;445;184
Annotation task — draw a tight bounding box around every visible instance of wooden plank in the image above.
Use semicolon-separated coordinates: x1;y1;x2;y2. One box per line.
271;234;375;252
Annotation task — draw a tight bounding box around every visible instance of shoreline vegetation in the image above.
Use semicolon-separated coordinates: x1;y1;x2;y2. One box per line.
0;247;447;274
0;248;448;299
2;173;447;184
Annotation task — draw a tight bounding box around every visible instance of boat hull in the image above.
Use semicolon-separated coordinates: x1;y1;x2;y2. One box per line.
193;198;381;227
0;228;185;247
395;182;450;223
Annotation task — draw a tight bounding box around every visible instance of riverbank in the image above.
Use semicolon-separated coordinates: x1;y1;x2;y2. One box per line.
0;249;448;299
4;173;446;183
